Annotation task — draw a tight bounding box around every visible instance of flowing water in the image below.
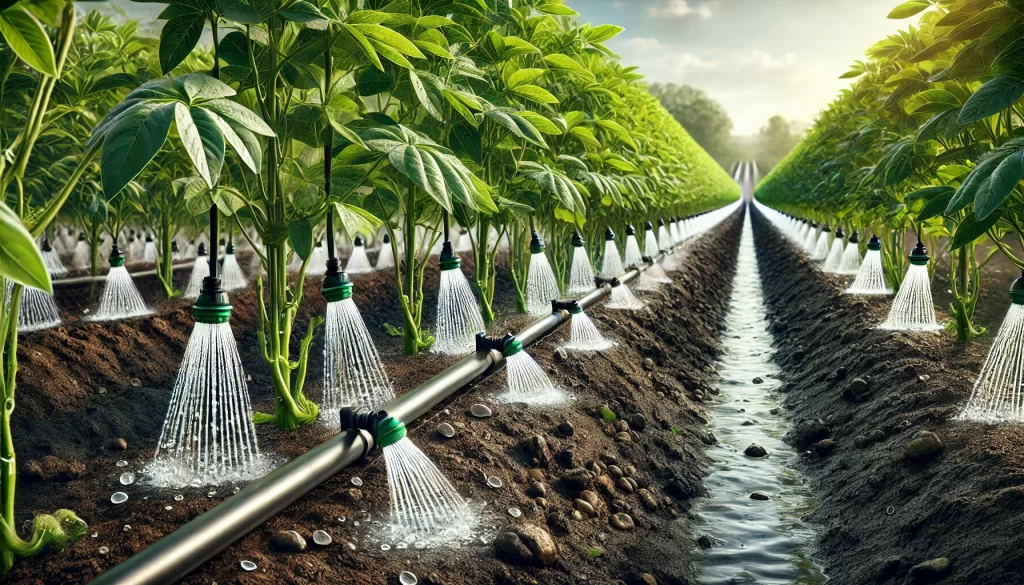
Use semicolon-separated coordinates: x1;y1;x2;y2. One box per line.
846;249;890;295
526;251;559;316
346;244;373;274
321;297;395;424
561;310;615;352
89;266;153;322
220;254;248;291
4;282;61;331
500;351;565;406
568;246;596;296
433;267;486;355
879;264;941;332
695;210;827;585
605;283;646;311
183;256;210;299
599;239;625;279
382;437;476;543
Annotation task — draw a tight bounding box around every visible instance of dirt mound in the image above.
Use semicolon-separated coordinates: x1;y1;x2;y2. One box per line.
8;212;743;585
751;207;1024;585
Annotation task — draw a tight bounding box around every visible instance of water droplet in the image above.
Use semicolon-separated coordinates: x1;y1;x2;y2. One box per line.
346;542;357;551
396;542;407;549
174;495;184;502
437;422;455;438
122;525;131;532
508;507;522;518
487;476;503;488
116;460;128;468
207;491;217;498
98;387;107;395
399;571;418;585
111;492;128;504
98;546;109;555
130;378;142;388
240;560;257;571
470;404;492;418
414;541;426;550
351;477;363;487
312;530;332;546
119;472;135;485
380;544;391;551
164;506;173;511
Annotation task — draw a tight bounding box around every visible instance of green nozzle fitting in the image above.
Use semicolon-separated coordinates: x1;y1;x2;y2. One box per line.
503;338;523;357
322;269;354;303
569;303;583;315
867;235;882;251
908;242;929;266
193;292;232;325
375;416;407;448
439;240;460;271
109;245;126;268
530;231;545;254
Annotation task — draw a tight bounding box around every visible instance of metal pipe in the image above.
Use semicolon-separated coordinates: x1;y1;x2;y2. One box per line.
53;261;195;287
90;240;687;585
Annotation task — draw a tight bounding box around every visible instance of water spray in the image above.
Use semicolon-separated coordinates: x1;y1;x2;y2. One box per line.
640;220;671;289
822;226;846;273
846;235;891;295
567;230;596;296
183;243;210;299
811;225;831;261
341;409;474;541
556;299;614;352
4;280;61;332
838;230;862;275
41;236;68;279
71;232;90;271
600;275;646;311
659;219;681;272
143;234;157;263
218;242;248;291
344;236;373;274
434;212;486;355
623;224;643;269
171;240;181;262
478;333;564;405
526;230;559;316
306;242;328;277
455;228;472;253
879;241;941;332
959;273;1024;423
89;244;153;322
599;227;625;279
802;223;818;255
376;233;395;270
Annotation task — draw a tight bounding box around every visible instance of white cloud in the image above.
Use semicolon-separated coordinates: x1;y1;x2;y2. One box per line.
646;0;714;19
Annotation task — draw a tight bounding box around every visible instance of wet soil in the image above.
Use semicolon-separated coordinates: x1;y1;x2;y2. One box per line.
751;207;1024;585
8;212;742;585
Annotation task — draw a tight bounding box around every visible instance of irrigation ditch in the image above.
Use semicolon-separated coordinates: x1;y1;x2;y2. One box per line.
751;206;1024;585
9;209;744;585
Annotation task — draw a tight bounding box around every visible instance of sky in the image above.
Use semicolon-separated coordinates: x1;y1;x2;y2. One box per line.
100;0;912;136
570;0;910;135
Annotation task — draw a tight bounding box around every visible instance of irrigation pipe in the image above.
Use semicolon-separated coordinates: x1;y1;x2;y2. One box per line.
53;261;196;287
89;226;715;585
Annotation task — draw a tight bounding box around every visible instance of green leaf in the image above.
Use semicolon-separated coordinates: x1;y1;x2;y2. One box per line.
350;23;425;58
587;24;623;44
978;150;1024;219
543;54;593;79
916;108;960;143
506;68;545;89
333;202;381;239
203;98;275;136
958;76;1024;124
342;23;384;71
288;217;313;260
946;154;1003;215
181;73;236;101
409;69;444;121
569;126;601;150
512;84;559;104
910;186;955;221
101;102;175;198
535;0;578;16
887;1;931;19
517;111;562;135
279;0;327;29
159;11;205;74
0;200;51;293
0;6;56;76
951;211;1001;250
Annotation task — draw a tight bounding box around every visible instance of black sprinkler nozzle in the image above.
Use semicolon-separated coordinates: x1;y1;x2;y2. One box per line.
821;225;831;233
657;218;665;227
551;299;580;313
475;332;517;353
909;241;929;265
644;220;654;231
197;243;207;256
226;242;235;254
835;227;844;239
595;275;621;288
604;227;616;241
867;234;882;251
172;240;179;253
626;224;636;236
848;231;859;244
41;236;52;252
78;232;86;241
382;233;391;244
571;230;585;248
354;235;364;247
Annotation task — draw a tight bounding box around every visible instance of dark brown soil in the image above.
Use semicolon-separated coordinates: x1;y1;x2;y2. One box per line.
7;212;743;585
751;207;1024;585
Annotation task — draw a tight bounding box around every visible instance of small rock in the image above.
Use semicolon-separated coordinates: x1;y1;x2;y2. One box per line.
470;404;492;418
835;367;848;380
845;377;872;401
696;534;714;549
744;444;768;458
917;374;930;383
269;530;307;553
556;421;575;437
494;524;557;567
560;468;595;491
615;477;635;494
640;573;658;585
555;449;575;468
643;358;655;370
750;491;770;501
525;482;546;498
609;513;634;531
554;347;568;362
107;438;128;451
614;432;631;442
527;469;545;482
909;557;951;583
340;488;362;503
436;423;455;438
571;510;586;521
523;435;551;467
628;413;647;431
607;465;624;479
129;378;142;388
637;489;658;511
573;499;597;517
906;431;944;462
752;377;764;384
741;420;755;426
795;419;831;448
811;439;835;456
769;407;780;415
580;490;601;508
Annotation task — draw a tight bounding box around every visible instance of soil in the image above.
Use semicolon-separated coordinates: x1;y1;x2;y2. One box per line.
7;211;743;585
750;207;1024;585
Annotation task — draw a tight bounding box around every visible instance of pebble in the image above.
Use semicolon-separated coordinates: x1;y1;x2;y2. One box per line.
560;468;594;491
554;347;568;362
269;530;307;553
240;560;257;571
744;443;768;458
527;469;545;482
108;438;128;451
637;488;658;511
119;472;135;486
609;512;634;531
752;377;764;384
470;404;492;418
129;378;142;388
906;431;944;462
614;432;631;442
399;571;418;585
750;491;770;501
615;477;635;494
640;573;658;585
696;534;714;549
643;358;655;370
494;524;557;566
350;477;363;487
846;377;872;401
769;407;780;415
487;476;503;488
99;546;109;555
573;499;597;517
556;421;575;437
909;558;950;583
526;482;546;497
312;530;332;546
111;492;128;504
508;507;522;518
436;423;455;438
810;439;835;456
